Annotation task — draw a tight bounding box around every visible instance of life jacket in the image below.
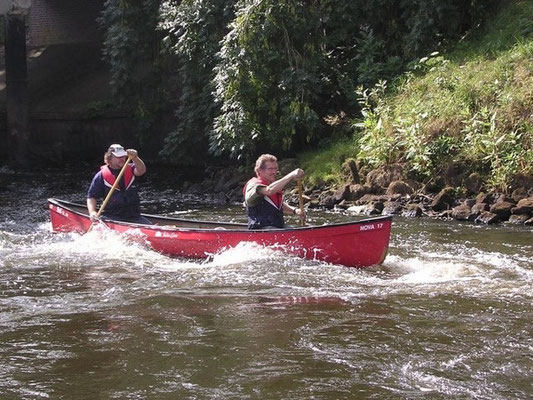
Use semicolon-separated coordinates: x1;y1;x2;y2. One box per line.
243;177;284;229
99;164;140;219
101;164;135;190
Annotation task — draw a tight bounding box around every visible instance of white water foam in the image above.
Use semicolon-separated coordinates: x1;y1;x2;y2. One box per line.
4;221;531;302
206;241;285;267
386;254;484;284
380;249;533;299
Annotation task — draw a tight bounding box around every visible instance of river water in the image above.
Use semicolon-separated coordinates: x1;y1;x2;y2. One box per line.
1;167;531;399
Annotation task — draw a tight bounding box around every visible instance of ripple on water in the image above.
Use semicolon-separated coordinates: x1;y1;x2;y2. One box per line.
1;174;532;399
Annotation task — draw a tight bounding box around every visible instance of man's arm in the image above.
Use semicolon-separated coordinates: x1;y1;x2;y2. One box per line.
87;172;103;221
282;202;304;215
87;197;98;221
258;168;304;196
127;149;146;176
244;181;265;207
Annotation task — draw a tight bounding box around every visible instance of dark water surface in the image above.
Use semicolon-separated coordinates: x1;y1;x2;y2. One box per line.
1;167;532;399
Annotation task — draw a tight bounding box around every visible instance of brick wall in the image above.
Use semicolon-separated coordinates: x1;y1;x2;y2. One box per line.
28;0;104;46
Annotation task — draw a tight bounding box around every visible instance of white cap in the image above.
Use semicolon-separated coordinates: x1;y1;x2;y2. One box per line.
107;144;127;157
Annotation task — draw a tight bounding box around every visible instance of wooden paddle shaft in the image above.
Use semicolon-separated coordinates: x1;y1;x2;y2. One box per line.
96;155;133;218
298;179;305;226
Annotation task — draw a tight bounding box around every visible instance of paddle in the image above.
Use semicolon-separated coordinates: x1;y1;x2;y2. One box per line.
297;179;306;226
91;155;133;226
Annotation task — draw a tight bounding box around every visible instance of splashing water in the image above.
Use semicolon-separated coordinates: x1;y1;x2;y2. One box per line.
0;168;531;399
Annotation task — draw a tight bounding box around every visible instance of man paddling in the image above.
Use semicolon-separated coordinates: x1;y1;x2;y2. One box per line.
87;144;151;224
243;154;305;229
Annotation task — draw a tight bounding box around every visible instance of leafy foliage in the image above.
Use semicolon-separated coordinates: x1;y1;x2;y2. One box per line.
353;0;533;191
99;0;172;142
462;107;530;191
158;0;235;164
211;0;323;160
100;0;497;164
208;0;493;160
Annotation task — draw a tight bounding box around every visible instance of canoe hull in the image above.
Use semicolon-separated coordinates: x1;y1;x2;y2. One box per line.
48;198;392;268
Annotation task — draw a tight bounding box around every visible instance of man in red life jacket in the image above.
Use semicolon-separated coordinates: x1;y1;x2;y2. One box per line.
243;154;305;229
87;144;152;224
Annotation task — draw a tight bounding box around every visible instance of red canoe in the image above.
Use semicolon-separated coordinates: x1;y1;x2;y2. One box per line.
48;198;392;268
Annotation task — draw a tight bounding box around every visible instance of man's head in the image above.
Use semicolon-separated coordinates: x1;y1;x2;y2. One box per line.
255;154;278;183
104;144;128;168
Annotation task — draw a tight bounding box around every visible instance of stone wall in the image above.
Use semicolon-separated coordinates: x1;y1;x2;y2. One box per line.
29;111;175;164
0;1;107;164
28;0;103;46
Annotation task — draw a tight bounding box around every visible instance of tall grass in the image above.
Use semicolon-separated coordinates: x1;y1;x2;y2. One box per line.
350;0;533;192
299;137;359;187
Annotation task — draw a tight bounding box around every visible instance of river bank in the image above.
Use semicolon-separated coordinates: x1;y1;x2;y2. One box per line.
2;159;532;227
182;159;533;227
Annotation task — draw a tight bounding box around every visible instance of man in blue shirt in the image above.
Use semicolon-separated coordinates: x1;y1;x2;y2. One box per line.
87;144;152;224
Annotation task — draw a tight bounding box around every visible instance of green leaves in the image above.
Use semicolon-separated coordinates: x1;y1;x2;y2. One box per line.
211;0;325;160
100;0;497;165
100;0;173;145
158;0;234;164
462;108;529;191
352;0;532;192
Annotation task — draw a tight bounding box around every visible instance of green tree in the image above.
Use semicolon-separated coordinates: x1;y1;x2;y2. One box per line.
159;0;235;165
100;0;495;164
100;0;172;141
209;0;495;161
212;0;328;161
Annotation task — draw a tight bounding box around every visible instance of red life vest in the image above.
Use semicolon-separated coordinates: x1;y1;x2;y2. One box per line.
243;177;283;209
100;164;135;191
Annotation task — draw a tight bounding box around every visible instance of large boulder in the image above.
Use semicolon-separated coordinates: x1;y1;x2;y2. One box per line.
476;192;495;204
430;187;455;211
365;164;404;189
507;214;530;224
357;194;381;204
511;188;527;203
452;204;475;221
471;202;490;214
333;184;351;203
475;212;501;224
402;204;423;218
347;184;370;201
508;173;533;193
496;194;514;203
464;172;482;195
489;201;515;221
383;201;403;215
369;201;385;215
318;191;337;209
512;197;533;215
386;180;414;196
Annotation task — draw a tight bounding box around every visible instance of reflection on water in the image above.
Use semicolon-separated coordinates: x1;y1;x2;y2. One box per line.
0;168;532;399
